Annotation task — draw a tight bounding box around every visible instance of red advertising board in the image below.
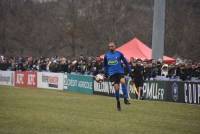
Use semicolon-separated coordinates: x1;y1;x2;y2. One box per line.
26;71;37;87
15;71;37;88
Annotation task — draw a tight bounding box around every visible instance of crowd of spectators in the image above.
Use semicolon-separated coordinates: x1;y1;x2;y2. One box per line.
128;58;200;81
0;55;103;76
0;55;200;81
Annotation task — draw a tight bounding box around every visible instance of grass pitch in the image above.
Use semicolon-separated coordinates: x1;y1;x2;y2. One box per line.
0;86;200;134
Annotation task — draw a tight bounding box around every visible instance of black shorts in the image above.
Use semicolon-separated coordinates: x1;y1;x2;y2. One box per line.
134;78;144;88
109;73;124;85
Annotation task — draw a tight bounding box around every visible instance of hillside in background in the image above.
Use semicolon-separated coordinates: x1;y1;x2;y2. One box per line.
0;0;199;61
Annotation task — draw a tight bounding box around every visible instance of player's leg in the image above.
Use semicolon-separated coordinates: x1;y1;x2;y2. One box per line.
139;86;143;99
133;83;139;98
134;80;140;99
113;83;122;111
135;79;143;100
113;83;120;101
135;85;140;99
120;77;131;104
113;83;121;111
139;80;144;100
110;74;121;111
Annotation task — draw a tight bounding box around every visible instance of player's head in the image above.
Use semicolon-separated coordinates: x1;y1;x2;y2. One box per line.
108;42;116;52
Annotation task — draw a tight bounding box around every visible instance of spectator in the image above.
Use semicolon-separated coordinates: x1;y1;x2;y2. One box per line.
161;64;169;77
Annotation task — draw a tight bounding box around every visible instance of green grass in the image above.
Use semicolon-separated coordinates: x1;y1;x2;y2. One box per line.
0;86;200;134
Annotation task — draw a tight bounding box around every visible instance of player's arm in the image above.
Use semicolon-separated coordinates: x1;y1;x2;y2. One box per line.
103;55;108;77
120;53;131;73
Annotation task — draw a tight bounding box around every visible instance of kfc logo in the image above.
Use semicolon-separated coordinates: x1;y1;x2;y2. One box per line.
27;74;36;86
16;74;24;85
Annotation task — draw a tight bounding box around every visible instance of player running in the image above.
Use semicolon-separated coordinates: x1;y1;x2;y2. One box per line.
104;42;131;111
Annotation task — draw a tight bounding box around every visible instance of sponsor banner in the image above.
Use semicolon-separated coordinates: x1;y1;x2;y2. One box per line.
171;82;180;102
94;78;168;100
142;81;169;101
0;71;14;86
37;72;63;90
136;80;200;104
64;74;93;95
27;71;37;87
183;82;200;104
142;81;187;102
94;78;200;104
15;71;26;87
142;81;179;101
15;71;37;88
93;80;124;96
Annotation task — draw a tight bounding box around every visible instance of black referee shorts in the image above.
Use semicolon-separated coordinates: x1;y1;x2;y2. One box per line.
134;78;144;88
109;73;124;85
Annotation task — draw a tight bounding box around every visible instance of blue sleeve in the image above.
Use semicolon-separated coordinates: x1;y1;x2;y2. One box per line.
120;53;131;73
103;55;108;75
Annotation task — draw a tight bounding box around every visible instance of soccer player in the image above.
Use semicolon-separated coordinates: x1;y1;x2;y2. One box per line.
104;42;131;111
130;59;144;100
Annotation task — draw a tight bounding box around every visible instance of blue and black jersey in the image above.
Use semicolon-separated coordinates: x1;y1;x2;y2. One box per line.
104;51;131;76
